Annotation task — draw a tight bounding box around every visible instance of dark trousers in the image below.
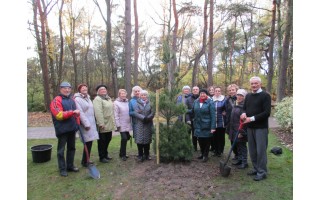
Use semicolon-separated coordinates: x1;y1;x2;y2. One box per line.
198;137;211;157
119;132;130;157
236;141;248;164
137;143;150;157
189;122;198;151
230;140;238;158
247;128;268;175
213;128;226;155
81;141;93;164
57;131;76;171
97;131;112;160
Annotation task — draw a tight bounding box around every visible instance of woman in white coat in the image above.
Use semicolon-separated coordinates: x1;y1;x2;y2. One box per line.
74;84;99;167
114;89;132;161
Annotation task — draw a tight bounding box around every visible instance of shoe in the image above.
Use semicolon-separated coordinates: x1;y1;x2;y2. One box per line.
237;163;248;169
121;156;127;161
202;156;208;162
125;155;129;158
253;174;267;181
106;156;113;160
232;160;242;165
247;170;258;176
60;170;68;177
144;155;152;161
81;161;94;167
100;158;109;163
67;167;79;172
137;156;144;162
197;155;203;159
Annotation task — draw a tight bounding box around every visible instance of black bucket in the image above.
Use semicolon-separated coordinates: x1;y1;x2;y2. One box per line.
31;144;53;163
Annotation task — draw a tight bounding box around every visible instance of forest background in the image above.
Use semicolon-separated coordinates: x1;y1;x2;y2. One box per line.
0;0;317;199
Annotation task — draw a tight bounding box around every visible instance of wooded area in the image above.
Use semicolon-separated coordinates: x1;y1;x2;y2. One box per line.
27;0;293;111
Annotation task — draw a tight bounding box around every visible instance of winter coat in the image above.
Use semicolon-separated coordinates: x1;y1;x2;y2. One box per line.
185;94;199;122
93;95;116;133
225;95;237;132
74;93;99;142
212;95;227;128
191;98;216;138
50;94;79;137
228;101;247;142
176;93;191;122
113;97;132;132
132;99;154;144
129;96;139;127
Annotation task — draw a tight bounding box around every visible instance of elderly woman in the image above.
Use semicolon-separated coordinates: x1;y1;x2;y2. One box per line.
229;89;248;169
93;84;116;163
211;86;227;157
191;89;216;162
74;84;99;167
225;83;239;160
114;89;132;161
132;90;154;162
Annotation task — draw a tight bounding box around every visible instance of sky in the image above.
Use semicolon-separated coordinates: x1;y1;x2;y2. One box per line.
1;0;319;199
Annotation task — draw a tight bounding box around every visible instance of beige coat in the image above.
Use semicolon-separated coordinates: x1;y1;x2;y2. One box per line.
93;95;116;133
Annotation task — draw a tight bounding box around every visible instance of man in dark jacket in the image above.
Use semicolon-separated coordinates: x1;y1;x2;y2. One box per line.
50;82;80;177
186;86;199;151
241;77;271;181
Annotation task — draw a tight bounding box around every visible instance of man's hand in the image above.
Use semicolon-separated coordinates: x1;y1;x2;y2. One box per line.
186;121;191;125
240;113;247;120
211;129;216;134
73;110;80;116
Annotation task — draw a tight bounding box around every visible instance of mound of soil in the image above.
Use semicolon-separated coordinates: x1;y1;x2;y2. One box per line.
28;112;53;127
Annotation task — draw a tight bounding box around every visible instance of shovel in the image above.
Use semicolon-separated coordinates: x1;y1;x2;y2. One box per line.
78;127;100;179
219;121;244;177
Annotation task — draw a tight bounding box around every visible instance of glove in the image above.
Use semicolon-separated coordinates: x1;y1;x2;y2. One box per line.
143;117;148;123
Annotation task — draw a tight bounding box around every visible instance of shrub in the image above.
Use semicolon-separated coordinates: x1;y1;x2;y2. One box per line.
151;88;193;162
274;97;293;133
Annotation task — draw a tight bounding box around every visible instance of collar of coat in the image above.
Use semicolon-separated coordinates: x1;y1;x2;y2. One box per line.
212;95;225;102
98;94;111;101
116;97;128;102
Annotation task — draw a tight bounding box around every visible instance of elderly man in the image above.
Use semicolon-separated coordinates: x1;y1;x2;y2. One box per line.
186;86;200;151
176;85;191;122
240;77;271;181
50;82;80;177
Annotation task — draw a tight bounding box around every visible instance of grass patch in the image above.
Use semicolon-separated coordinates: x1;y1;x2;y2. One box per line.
27;130;292;199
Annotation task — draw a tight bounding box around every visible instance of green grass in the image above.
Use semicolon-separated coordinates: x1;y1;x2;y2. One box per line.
27;130;293;200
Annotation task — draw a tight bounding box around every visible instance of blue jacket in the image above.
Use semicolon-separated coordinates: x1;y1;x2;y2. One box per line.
192;98;216;138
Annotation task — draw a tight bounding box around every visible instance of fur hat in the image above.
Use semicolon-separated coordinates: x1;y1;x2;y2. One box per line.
95;84;108;92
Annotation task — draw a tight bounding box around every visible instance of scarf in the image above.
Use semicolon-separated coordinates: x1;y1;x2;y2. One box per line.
199;96;208;103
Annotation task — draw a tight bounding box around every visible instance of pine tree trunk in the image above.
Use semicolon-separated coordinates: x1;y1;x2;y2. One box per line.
277;0;292;102
133;0;139;86
125;0;132;97
267;0;276;93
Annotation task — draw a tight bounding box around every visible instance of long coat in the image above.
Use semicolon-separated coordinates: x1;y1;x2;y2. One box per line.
74;93;99;142
192;98;216;138
229;101;247;142
132;99;154;144
93;95;116;133
113;97;132;132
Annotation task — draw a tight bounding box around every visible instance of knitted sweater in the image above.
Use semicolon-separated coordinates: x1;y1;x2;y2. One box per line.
243;91;271;129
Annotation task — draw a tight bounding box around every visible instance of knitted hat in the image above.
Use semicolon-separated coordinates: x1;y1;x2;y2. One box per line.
236;89;247;97
77;84;88;92
199;88;208;95
95;84;108;92
60;82;71;88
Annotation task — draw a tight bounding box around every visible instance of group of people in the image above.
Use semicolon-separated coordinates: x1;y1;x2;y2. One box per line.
177;76;271;181
50;76;271;182
50;82;153;177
